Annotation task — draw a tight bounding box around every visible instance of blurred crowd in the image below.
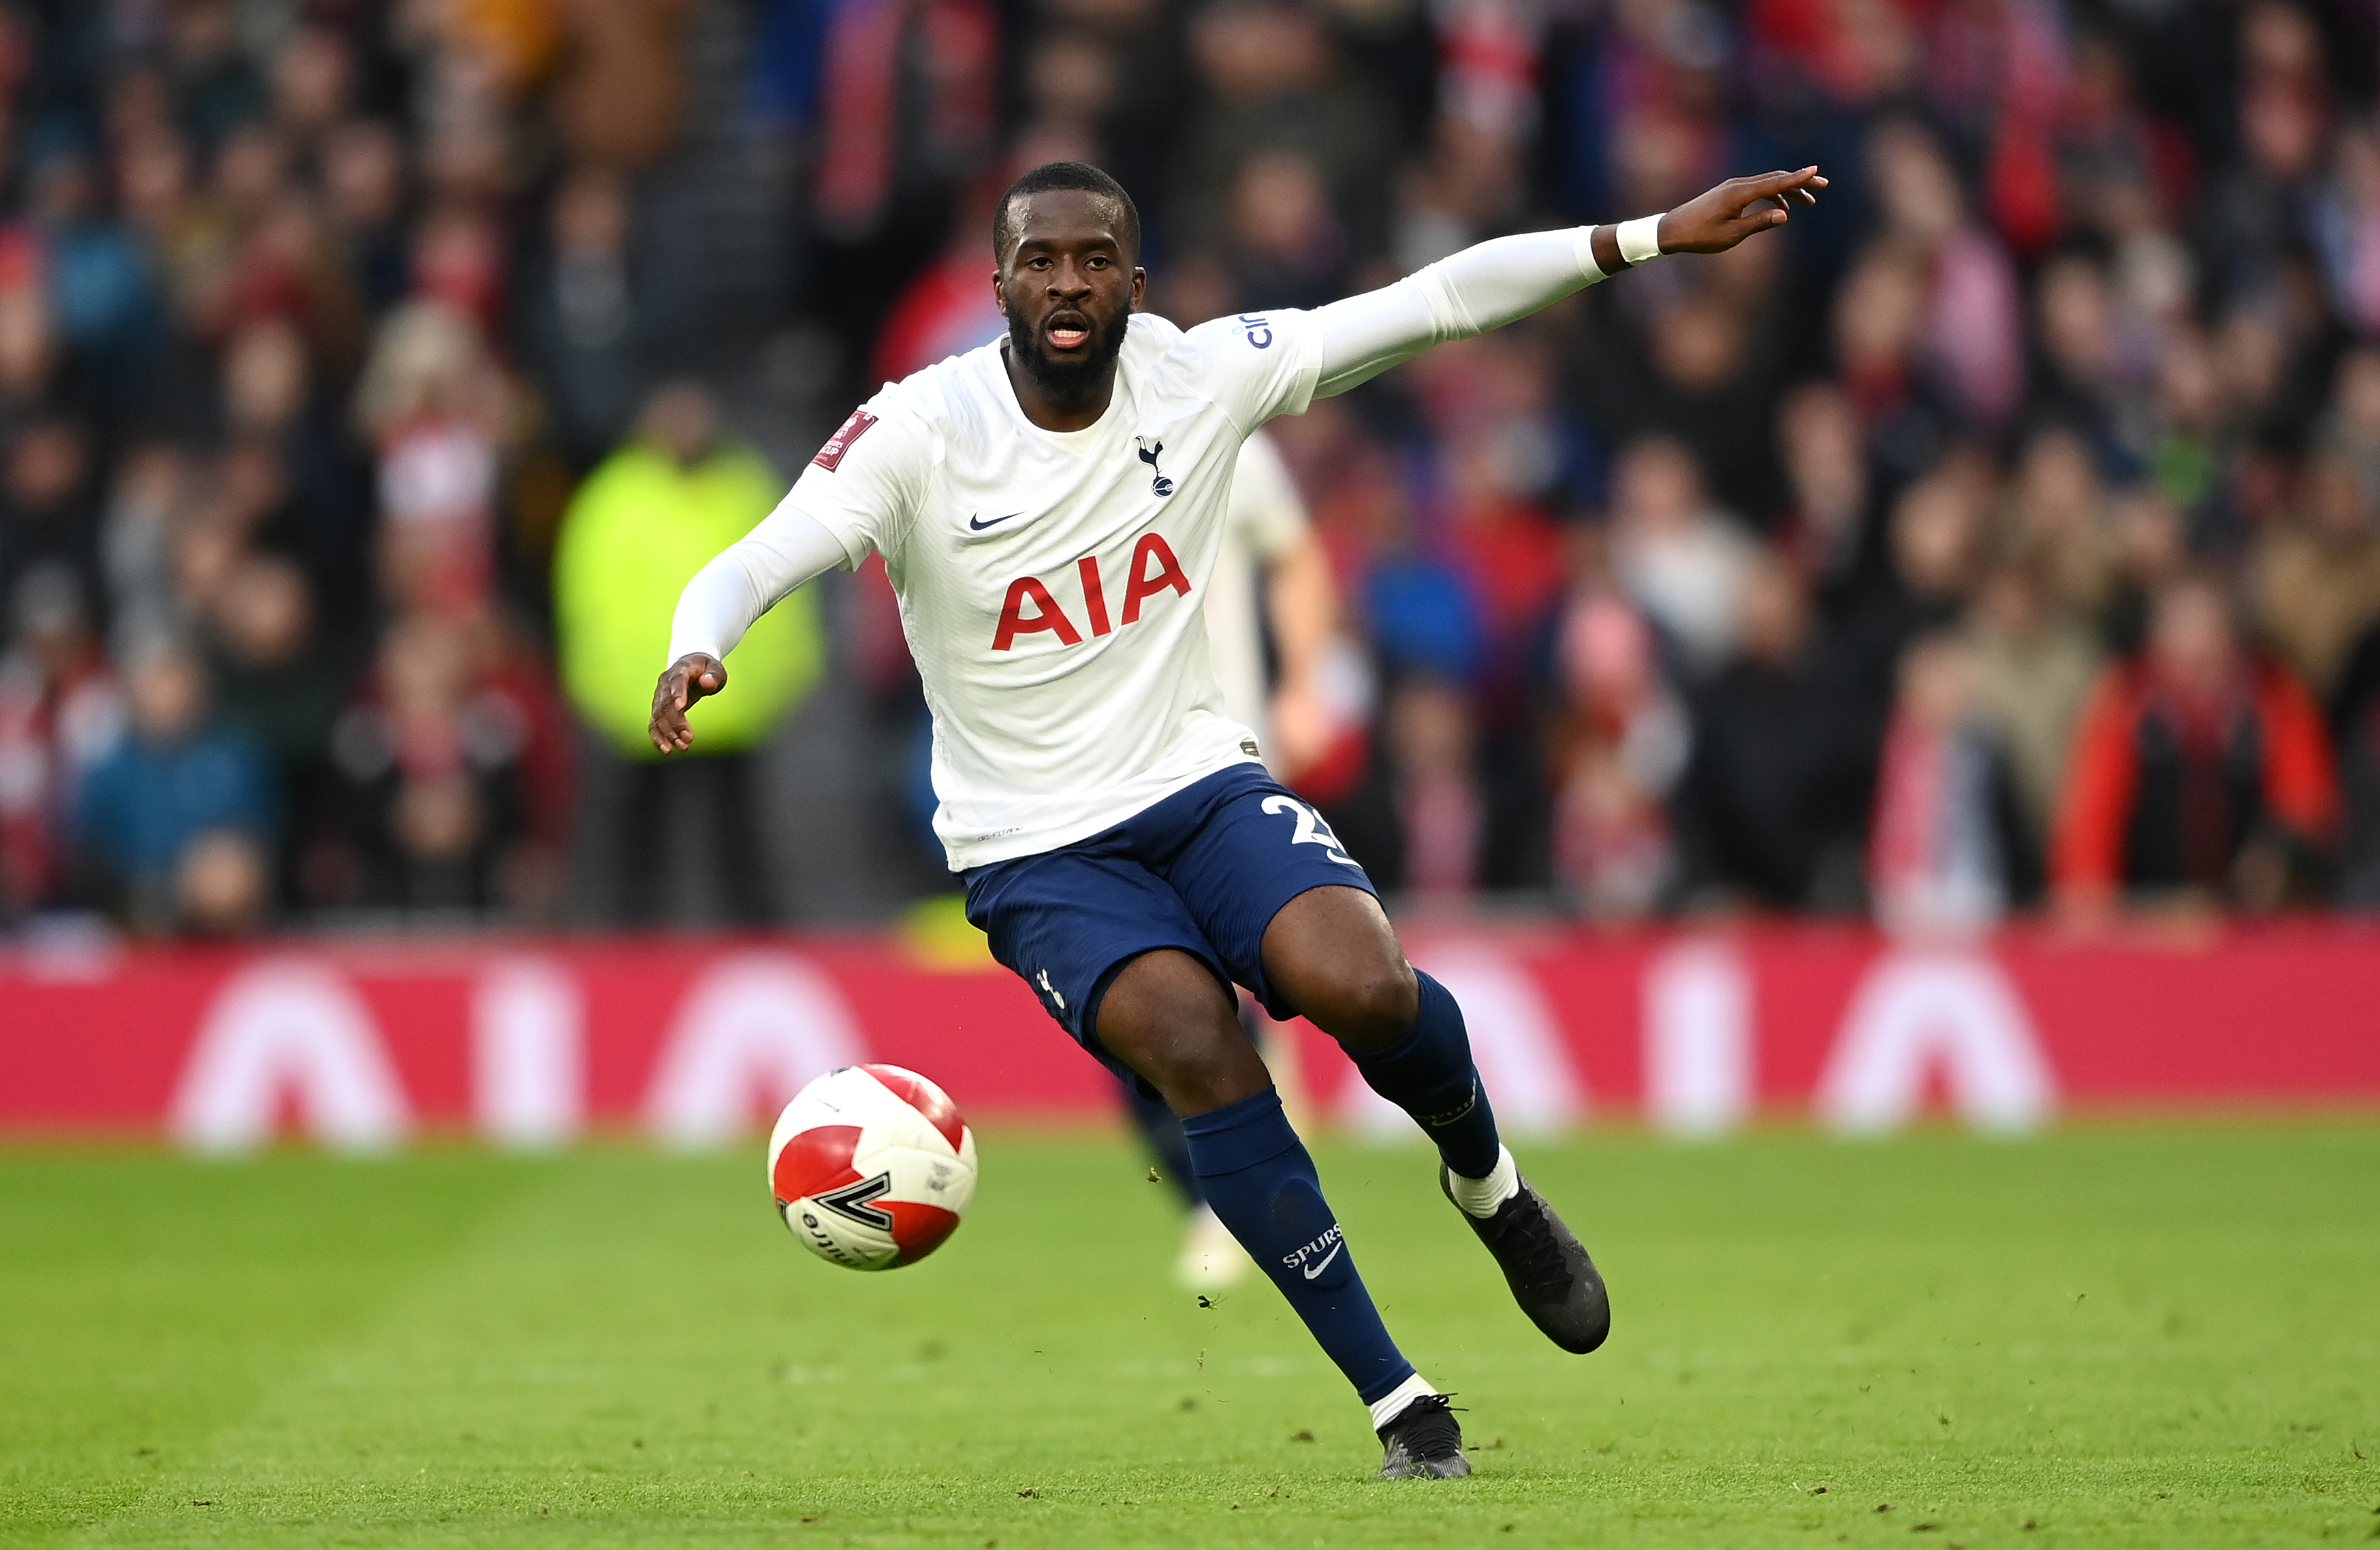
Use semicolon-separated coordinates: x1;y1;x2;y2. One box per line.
5;0;2380;936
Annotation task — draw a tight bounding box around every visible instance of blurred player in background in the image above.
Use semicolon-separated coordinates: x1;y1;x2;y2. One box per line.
653;159;1823;1477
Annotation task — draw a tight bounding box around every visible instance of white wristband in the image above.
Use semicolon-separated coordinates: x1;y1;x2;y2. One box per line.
1617;215;1665;266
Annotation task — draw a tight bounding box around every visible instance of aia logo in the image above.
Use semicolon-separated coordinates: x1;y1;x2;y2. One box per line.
812;409;877;470
993;533;1191;650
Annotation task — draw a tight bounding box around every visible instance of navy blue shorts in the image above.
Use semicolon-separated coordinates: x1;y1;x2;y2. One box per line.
963;763;1378;1093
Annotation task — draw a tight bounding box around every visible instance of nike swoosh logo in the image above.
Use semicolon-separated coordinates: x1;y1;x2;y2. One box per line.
1301;1240;1345;1280
968;511;1026;531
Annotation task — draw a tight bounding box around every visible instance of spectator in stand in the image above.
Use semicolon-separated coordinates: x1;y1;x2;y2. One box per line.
526;167;648;471
1217;146;1350;313
1380;674;1482;899
549;0;699;172
1;416;99;616
72;635;274;934
870;195;1009;386
1829;242;1946;487
167;0;268;155
1867;629;2034;936
1394;108;1521;279
354;300;511;618
2101;485;2192;656
1410;333;1574;694
1174;0;1397;263
1825;447;1996;801
1866;117;2025;432
202;550;348;906
0;565;121;919
94;446;184;654
217;315;372;616
2314;121;2380;338
2247;448;2380;701
320;121;412;313
0;282;54;432
1546;545;1688;917
1966;555;2104;857
2323;348;2380;509
2331;614;2380;908
2030;252;2138;454
1363;513;1485;690
325;612;524;912
1615;237;1794;518
2008;426;2123;635
2053;573;2338;916
2199;1;2333;302
1609;436;1757;678
1673;552;1865;911
1774;381;1874;601
20;142;163;413
552;381;823;923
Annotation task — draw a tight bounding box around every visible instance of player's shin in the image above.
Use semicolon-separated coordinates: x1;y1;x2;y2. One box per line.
1181;1087;1426;1411
1120;1078;1203;1209
1350;971;1511;1197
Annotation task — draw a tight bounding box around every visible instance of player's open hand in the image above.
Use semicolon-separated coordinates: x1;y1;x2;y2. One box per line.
1657;168;1826;255
650;653;727;754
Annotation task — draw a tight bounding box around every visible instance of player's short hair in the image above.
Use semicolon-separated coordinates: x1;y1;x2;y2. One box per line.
992;161;1141;268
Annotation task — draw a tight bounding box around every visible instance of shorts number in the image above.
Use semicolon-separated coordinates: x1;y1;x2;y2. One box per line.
1260;795;1363;868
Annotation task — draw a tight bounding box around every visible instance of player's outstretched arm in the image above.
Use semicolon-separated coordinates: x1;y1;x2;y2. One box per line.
648;503;851;755
1305;166;1825;398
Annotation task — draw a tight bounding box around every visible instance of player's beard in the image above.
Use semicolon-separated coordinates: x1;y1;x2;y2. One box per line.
1003;296;1130;403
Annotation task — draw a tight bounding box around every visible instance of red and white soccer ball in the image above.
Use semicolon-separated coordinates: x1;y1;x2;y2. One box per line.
767;1064;977;1271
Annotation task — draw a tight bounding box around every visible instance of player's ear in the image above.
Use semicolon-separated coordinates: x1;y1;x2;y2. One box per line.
1130;266;1147;309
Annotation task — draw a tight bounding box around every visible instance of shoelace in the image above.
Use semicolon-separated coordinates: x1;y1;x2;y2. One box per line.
1496;1194;1575;1299
1384;1393;1464;1457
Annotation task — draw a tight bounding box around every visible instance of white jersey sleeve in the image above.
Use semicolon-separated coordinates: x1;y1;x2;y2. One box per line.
663;390;934;665
666;504;846;664
774;392;937;567
1304;226;1607;397
1161;227;1606;432
1175;309;1327;432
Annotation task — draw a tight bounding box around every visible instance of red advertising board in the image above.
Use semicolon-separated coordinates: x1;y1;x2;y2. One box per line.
2;921;2375;1149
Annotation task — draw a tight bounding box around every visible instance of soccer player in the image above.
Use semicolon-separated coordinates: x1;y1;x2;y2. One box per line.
652;159;1824;1478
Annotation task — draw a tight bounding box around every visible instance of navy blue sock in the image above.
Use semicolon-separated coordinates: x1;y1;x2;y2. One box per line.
1350;970;1502;1178
1182;1088;1416;1404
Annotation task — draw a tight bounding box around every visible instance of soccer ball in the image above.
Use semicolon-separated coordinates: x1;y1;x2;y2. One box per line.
767;1064;977;1271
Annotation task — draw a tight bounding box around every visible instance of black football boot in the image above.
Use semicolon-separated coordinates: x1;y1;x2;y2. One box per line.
1442;1167;1611;1354
1376;1392;1470;1479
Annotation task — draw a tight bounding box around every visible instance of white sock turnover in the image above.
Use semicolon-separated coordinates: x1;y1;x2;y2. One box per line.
1367;1372;1439;1432
1447;1144;1519;1219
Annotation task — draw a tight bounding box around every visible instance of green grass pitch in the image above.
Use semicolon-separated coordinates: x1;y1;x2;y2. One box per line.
3;1124;2375;1547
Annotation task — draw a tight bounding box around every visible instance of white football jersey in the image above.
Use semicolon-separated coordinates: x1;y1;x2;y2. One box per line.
784;309;1323;870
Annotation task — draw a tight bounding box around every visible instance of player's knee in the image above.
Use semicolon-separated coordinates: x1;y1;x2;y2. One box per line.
1299;957;1419;1050
1102;969;1269;1116
1138;1023;1268;1116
